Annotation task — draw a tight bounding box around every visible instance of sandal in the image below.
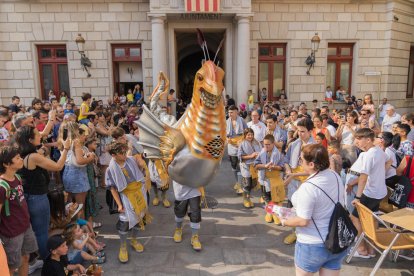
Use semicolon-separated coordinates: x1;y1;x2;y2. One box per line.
95;251;105;258
97;241;106;248
93;222;102;229
352;251;371;259
92;256;106;264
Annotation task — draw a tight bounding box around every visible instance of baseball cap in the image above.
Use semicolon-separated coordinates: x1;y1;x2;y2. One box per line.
47;235;65;255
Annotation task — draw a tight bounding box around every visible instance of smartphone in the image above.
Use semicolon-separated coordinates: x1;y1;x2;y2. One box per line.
63;128;68;140
340;115;346;121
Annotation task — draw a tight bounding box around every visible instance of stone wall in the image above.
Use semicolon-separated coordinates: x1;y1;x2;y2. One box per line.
250;0;414;110
0;0;151;106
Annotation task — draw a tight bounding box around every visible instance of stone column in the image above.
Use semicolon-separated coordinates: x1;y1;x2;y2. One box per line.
149;14;168;91
236;14;251;106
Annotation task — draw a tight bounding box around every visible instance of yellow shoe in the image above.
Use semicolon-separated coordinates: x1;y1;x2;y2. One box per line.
243;198;251;208
191;235;202;251
272;214;281;225
249;201;255;208
152;197;160;206
162;198;171;208
118;243;128;263
283;232;297;245
265;213;273;223
130;239;144;253
173;228;182;243
233;182;241;190
236;188;244;195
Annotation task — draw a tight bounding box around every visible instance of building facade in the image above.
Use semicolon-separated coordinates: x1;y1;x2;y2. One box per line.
1;0;414;112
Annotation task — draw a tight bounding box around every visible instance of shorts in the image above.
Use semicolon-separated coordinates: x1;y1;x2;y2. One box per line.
67;249;83;264
174;196;201;223
295;242;347;273
352;193;382;218
116;217;147;233
78;119;90;125
0;226;38;269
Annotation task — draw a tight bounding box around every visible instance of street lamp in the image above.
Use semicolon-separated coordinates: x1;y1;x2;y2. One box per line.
75;33;92;77
305;33;321;75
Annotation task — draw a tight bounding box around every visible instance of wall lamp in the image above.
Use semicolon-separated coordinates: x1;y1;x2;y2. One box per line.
75;33;92;78
127;67;134;79
305;33;321;75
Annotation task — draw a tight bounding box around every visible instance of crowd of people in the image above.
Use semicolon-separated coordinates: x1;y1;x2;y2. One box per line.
0;88;413;275
226;91;414;274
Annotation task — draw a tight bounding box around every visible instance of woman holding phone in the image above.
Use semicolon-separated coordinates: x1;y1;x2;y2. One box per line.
59;122;96;219
336;111;359;163
15;126;70;260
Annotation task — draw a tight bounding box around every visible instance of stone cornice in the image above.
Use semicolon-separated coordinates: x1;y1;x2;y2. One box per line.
150;0;252;14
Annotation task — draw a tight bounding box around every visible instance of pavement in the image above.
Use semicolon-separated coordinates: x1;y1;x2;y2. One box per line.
34;156;413;276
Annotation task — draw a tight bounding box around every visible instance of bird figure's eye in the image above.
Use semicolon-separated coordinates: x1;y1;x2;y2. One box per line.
197;74;203;82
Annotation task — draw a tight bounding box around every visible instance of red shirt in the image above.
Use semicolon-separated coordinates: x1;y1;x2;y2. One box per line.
0;177;30;238
403;156;414;204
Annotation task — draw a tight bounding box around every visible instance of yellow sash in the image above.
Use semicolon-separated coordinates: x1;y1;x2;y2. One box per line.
154;159;169;190
228;135;243;146
292;166;308;183
265;170;285;203
249;164;258;179
122;181;152;229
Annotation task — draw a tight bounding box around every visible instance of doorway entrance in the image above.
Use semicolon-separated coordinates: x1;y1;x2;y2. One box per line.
111;44;143;97
175;30;225;104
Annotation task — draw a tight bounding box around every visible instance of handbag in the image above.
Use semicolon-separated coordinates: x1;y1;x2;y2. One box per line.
388;156;413;208
309;173;358;254
105;189;119;215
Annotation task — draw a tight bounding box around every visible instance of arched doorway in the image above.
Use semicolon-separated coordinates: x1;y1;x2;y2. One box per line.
176;31;225;104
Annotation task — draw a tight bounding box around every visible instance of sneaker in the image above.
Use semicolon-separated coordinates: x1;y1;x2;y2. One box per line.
249;200;254;208
233;182;241;190
152;197;160;206
265;213;273;223
173;227;183;243
243;197;254;208
130;239;144;253
92;256;106;264
162;198;171;208
236;188;244;195
28;259;43;274
118;243;128;263
191;235;202;251
283;232;297;245
272;214;281;225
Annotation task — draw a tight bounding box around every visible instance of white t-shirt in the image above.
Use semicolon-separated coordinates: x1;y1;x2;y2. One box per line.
360;146;387;199
326;124;336;139
325;90;333;99
379;103;391;118
384;147;397;179
292;169;344;244
247;120;266;143
381;113;401;132
0;127;9;142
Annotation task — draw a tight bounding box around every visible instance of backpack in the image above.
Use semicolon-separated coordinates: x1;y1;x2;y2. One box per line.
308;173;358;254
390;147;403;168
0;174;22;217
105;189;119;215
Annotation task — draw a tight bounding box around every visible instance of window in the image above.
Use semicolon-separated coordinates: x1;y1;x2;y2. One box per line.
258;43;286;101
112;44;142;62
37;45;69;100
327;43;354;99
407;46;414;98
